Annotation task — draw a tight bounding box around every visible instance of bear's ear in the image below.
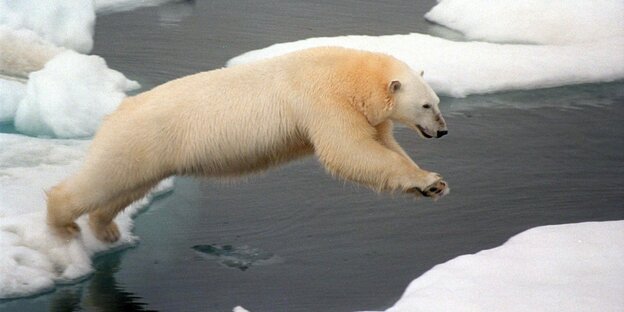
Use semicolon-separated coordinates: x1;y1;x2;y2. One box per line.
420;70;424;77
389;80;401;93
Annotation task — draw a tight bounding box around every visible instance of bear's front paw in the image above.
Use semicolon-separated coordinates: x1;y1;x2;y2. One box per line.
407;173;449;200
420;179;449;199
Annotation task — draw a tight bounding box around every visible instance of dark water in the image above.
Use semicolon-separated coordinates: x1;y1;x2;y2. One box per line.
2;1;623;311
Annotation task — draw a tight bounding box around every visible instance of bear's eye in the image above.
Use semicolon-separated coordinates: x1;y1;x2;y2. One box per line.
423;104;431;109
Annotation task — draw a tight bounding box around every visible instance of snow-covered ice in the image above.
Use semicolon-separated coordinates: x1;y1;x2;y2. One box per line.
1;48;139;138
14;51;139;138
232;221;624;312
0;26;64;78
227;0;624;98
0;134;87;217
0;0;144;139
425;0;624;45
379;221;624;312
0;79;25;123
228;34;624;98
94;0;178;15
0;133;174;299
0;0;176;52
0;0;95;53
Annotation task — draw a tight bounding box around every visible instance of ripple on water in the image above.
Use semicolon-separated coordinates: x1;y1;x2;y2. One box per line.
192;244;282;271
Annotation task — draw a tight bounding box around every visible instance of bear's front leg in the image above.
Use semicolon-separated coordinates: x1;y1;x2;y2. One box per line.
309;115;449;198
375;120;449;199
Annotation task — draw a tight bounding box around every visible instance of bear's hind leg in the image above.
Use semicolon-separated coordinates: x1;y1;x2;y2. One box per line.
47;185;82;239
88;183;156;243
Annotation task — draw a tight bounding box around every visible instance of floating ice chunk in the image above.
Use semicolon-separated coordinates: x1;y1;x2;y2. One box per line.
0;29;139;137
425;0;624;44
228;0;624;98
380;221;624;311
227;34;624;97
0;79;25;123
0;26;64;124
94;0;178;14
0;27;64;78
0;0;95;53
14;50;140;138
0;134;175;298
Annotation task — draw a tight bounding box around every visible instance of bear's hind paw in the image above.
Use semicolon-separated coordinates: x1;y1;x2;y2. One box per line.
49;222;81;241
90;221;121;243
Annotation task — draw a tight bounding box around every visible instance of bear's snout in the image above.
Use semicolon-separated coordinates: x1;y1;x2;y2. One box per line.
436;130;448;138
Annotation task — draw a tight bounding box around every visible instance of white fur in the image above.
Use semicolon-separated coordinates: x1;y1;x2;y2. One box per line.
47;47;450;243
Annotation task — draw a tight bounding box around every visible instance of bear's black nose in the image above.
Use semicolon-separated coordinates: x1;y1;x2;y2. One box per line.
437;130;448;138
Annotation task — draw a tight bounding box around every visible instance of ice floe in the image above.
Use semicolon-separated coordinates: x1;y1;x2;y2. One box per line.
0;47;138;138
228;34;624;98
0;0;95;53
0;0;174;299
14;51;139;138
0;0;175;52
0;0;174;138
425;0;624;44
380;221;624;312
94;0;178;15
228;0;624;98
0;26;64;78
0;79;25;123
0;133;174;299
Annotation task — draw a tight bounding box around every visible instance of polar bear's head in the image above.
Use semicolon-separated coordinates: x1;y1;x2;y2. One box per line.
388;70;447;139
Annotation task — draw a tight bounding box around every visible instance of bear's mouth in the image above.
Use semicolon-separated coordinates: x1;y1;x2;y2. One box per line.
416;125;433;138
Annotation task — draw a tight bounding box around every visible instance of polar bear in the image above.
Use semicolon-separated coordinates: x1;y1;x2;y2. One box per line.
47;47;449;243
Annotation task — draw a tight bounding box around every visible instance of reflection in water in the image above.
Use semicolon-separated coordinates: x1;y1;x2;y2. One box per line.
48;253;156;312
48;288;82;312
